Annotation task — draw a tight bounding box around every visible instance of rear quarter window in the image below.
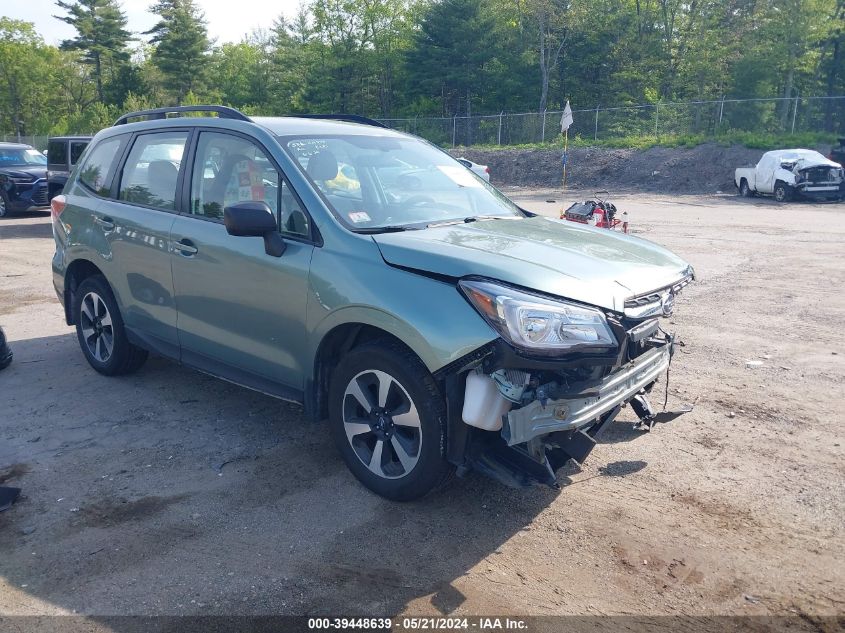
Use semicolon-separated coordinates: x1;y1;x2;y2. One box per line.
70;141;88;166
48;141;67;166
77;136;127;197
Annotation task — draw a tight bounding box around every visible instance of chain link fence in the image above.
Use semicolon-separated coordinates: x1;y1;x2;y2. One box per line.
1;135;50;151
379;96;845;147
4;96;843;150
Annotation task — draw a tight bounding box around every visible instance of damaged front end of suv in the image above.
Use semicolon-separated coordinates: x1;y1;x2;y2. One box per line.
434;268;694;489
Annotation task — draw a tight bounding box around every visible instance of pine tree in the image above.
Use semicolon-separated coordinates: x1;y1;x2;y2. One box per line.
54;0;132;103
146;0;211;104
406;0;495;119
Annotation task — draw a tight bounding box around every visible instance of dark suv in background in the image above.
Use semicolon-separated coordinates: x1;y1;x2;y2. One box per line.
0;142;49;217
47;136;92;201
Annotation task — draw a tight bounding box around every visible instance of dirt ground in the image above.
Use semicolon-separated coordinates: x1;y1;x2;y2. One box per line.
0;191;843;621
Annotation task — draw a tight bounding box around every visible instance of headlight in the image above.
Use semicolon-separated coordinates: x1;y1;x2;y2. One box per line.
459;279;616;355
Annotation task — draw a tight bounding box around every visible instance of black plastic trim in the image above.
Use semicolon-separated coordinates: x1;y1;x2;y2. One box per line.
293;114;387;129
114;105;250;126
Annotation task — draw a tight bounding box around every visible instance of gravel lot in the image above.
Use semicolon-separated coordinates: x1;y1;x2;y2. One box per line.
1;192;843;620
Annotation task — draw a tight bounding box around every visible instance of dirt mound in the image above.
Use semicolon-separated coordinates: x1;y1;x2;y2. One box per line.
451;143;764;193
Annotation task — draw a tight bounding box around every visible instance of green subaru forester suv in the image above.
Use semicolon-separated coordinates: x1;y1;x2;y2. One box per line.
51;106;693;500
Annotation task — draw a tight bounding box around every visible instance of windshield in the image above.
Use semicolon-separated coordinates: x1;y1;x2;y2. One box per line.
0;147;47;166
282;135;521;230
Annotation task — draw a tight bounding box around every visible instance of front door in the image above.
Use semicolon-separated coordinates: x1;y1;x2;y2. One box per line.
98;130;188;356
170;130;315;398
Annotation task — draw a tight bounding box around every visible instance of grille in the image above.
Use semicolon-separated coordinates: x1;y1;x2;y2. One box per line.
31;184;49;206
624;273;692;319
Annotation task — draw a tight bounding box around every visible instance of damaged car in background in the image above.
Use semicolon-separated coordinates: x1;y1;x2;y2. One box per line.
52;106;694;501
735;148;845;202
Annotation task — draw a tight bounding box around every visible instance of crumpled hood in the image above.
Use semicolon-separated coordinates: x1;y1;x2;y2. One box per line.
372;216;693;313
794;157;842;170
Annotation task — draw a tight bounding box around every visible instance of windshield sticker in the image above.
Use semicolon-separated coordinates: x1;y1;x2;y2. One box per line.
437;165;482;188
348;211;371;223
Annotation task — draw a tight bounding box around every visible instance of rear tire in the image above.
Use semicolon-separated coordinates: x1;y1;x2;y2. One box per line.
73;275;148;376
328;339;452;501
739;179;753;198
773;181;791;203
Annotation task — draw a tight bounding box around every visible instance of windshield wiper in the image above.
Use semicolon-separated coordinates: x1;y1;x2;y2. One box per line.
426;215;516;229
352;225;420;234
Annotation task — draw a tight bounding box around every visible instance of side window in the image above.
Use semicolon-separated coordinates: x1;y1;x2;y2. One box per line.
279;180;310;239
119;132;188;211
190;132;279;221
78;136;125;196
48;141;67;166
70;142;88;166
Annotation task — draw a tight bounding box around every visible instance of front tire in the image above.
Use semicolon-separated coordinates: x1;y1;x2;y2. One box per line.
73;275;148;376
0;191;10;218
773;181;791;203
328;340;452;501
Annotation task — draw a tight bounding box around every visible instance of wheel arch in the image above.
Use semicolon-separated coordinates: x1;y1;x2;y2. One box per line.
63;258;106;325
773;179;792;202
308;318;433;422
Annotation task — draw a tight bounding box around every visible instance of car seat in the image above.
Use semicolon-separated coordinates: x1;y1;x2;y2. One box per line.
147;160;179;208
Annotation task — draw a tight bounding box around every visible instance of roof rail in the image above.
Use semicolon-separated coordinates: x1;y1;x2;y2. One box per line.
292;114;388;129
114;105;250;126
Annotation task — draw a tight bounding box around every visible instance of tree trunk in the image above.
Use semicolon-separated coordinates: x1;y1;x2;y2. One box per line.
780;54;795;129
538;14;549;112
466;89;472;146
94;51;103;103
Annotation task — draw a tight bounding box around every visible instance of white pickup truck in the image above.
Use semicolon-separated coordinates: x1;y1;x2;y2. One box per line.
735;149;844;202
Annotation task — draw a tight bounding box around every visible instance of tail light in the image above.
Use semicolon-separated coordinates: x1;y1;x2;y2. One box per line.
51;194;66;221
484;166;490;174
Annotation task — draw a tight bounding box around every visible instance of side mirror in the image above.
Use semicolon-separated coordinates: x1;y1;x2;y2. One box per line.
223;201;286;257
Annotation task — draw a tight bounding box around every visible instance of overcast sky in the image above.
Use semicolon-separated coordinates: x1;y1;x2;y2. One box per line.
6;0;301;46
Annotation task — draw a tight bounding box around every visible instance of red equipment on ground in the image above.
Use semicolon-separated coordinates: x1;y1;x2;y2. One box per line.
561;191;627;233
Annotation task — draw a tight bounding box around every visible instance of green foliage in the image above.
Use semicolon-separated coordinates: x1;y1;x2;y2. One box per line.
0;19;56;135
54;0;132;102
406;0;496;116
2;0;844;138
146;0;211;104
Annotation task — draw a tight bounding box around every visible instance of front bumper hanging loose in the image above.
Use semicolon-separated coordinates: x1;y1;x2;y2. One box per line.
502;344;672;446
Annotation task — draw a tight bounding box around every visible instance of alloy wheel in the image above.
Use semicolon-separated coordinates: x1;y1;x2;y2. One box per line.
80;291;114;363
342;369;422;479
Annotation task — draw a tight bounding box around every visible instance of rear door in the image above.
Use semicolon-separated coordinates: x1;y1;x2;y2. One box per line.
169;130;315;398
93;130;189;356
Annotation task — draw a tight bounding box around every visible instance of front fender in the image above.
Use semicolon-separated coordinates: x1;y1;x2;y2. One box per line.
774;167;797;185
307;242;498;374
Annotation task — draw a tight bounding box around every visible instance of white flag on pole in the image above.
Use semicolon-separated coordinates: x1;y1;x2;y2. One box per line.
561;101;573;132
